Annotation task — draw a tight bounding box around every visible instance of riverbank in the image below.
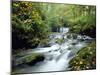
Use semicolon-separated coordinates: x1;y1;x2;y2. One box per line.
69;41;96;70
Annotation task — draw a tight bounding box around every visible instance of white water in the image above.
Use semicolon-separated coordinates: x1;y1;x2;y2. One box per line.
14;27;92;73
60;27;69;33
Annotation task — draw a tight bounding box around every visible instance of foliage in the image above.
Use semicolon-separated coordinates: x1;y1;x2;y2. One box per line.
12;1;96;50
68;5;96;38
12;2;49;49
69;41;96;70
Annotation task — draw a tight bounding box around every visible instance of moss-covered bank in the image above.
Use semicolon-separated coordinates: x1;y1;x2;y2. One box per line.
69;41;96;70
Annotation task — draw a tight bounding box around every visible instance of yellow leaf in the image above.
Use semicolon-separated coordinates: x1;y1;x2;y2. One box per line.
90;52;93;54
80;61;83;64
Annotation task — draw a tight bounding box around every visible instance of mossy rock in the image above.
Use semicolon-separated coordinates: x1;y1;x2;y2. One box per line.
67;34;72;39
56;38;64;44
39;39;50;47
69;41;96;70
72;34;77;39
71;42;78;45
26;55;45;66
14;53;45;67
66;33;77;39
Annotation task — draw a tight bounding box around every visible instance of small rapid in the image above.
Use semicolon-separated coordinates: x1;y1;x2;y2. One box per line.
14;27;92;73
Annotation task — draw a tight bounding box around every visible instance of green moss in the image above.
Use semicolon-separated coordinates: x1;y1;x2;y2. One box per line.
56;38;64;44
14;53;45;66
39;39;50;47
24;53;39;63
67;34;72;39
69;41;96;70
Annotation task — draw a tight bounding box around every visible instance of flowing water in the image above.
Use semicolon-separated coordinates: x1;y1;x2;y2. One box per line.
14;27;92;73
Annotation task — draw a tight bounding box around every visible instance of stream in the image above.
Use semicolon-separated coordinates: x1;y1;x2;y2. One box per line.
14;27;93;73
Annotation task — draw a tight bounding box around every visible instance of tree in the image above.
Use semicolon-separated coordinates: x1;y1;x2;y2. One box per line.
12;1;49;50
